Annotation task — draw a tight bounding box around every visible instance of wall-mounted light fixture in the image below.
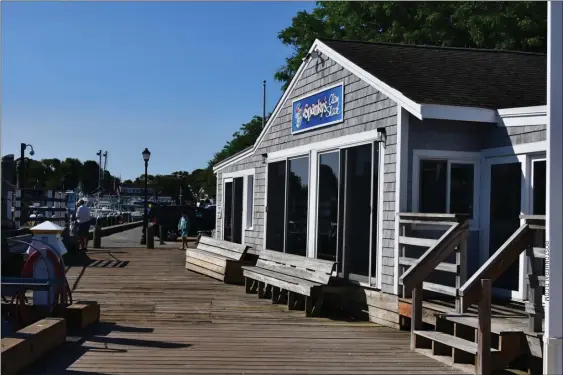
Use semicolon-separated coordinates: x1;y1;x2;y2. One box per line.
302;50;321;62
377;127;387;144
261;153;268;164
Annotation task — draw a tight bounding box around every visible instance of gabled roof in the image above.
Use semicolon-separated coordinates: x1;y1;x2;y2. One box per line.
321;39;546;109
214;39;547;173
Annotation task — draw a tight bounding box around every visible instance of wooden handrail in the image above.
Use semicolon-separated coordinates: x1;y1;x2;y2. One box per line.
459;224;531;312
459;215;546;315
400;219;469;292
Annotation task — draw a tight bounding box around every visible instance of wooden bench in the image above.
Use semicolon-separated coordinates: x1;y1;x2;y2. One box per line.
242;249;338;317
185;235;252;284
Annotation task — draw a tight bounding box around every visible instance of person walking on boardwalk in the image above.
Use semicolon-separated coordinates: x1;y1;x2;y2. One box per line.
76;199;91;251
178;211;189;250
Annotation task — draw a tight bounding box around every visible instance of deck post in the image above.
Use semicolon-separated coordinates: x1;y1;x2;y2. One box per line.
410;283;422;350
93;225;102;249
526;246;544;332
477;279;491;375
146;225;155;249
455;235;468;313
545;2;563;374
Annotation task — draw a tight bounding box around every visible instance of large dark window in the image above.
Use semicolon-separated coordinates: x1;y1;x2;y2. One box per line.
265;157;310;254
232;177;244;244
450;163;474;218
533;160;546;215
489;162;522;292
286;157;309;256
223;177;244;244
419;160;475;218
266;161;287;251
223;182;233;241
316;152;339;262
320;143;380;284
342;144;374;280
419;160;447;213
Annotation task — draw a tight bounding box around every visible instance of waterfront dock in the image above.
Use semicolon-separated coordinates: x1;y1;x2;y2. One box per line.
27;229;463;375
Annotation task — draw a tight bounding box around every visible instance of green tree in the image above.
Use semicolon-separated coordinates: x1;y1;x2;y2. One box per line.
209;115;265;167
275;1;548;89
60;158;83;190
82;160;101;194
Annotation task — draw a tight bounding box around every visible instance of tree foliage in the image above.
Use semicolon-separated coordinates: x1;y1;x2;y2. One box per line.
208;115;265;168
275;1;547;89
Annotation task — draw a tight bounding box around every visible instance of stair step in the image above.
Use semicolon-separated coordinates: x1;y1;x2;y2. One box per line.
414;330;500;355
438;314;524;334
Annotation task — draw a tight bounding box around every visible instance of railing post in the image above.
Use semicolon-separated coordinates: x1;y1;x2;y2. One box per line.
410;283;423;350
146;224;155;249
456;232;468;313
401;220;411;298
526;245;544;332
15;189;21;229
93;224;102;249
477;279;492;375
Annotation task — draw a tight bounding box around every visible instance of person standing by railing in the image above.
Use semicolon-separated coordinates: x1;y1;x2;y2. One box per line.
178;211;189;251
76;199;91;251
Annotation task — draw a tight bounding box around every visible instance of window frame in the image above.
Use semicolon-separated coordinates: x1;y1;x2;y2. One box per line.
264;154;310;254
412;150;481;230
222;168;255;244
245;174;255;230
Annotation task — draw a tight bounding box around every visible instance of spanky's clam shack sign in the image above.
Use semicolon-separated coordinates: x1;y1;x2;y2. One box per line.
292;83;344;134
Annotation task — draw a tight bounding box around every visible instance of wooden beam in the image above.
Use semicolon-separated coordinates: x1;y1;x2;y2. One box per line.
477;279;491;375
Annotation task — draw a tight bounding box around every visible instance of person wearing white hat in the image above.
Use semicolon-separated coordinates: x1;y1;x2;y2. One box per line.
76;199;91;251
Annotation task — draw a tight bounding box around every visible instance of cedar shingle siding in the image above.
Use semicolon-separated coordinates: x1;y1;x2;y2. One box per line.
216;55;399;294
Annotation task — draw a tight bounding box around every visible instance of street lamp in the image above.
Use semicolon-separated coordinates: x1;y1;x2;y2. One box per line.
140;148;151;245
19;143;35;227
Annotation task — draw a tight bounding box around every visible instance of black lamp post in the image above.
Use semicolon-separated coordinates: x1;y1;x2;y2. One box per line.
18;143;35;227
140;148;151;245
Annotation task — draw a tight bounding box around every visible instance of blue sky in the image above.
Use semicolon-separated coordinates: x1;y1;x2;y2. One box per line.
1;1;315;180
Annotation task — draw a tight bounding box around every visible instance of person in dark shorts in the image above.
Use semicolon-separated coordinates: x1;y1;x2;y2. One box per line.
76;199;92;250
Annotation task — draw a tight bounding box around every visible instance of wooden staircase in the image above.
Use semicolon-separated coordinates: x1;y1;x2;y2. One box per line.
412;311;526;374
397;213;546;375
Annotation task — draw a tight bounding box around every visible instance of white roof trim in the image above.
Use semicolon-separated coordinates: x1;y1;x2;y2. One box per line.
420;104;499;123
497;105;547;127
315;40;424;119
213;42;319;173
212;148;254;172
213;38;538;173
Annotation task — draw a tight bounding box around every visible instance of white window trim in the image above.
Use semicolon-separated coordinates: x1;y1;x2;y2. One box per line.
222;168;255;179
221;168;255;244
267;129;385;163
263;154;310;254
244;174;255;231
481;141;547;158
412;149;481;230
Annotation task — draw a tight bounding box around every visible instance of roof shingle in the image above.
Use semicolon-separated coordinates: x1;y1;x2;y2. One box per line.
320;39;546;109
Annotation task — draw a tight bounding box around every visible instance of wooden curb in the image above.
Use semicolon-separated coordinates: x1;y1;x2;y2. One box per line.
1;318;66;375
55;301;101;332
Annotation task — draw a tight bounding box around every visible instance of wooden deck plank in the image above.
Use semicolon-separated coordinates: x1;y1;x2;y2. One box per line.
26;230;464;375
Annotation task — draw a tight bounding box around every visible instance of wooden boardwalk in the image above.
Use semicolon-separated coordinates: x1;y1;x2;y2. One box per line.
29;230;463;374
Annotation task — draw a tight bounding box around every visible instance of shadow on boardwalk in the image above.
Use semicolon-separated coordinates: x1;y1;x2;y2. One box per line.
29;229;463;374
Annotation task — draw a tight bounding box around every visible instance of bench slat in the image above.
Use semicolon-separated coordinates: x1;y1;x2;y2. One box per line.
198;236;248;254
259;249;335;274
185;262;224;281
242;268;314;296
186;249;228;268
256;259;332;284
242;265;320;288
196;243;245;261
